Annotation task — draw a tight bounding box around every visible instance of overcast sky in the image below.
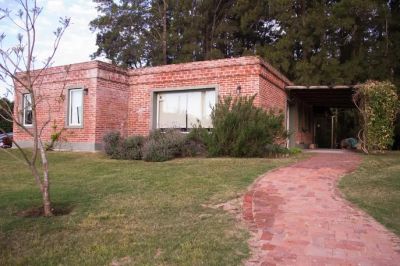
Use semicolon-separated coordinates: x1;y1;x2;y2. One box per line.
0;0;101;98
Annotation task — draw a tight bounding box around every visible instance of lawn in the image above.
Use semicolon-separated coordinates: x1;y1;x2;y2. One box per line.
0;150;299;265
339;151;400;236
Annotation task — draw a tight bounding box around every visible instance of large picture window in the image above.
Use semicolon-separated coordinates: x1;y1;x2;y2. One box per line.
23;93;33;126
156;89;215;130
68;88;83;127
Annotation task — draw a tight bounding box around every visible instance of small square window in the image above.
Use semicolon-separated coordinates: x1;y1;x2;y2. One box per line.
23;93;33;126
68;88;83;127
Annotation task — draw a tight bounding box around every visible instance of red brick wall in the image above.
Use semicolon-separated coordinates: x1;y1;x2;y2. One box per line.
13;56;294;151
94;63;129;144
127;56;291;135
258;62;289;112
13;62;99;147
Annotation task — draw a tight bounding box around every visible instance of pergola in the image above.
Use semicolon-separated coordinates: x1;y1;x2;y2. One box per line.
285;85;359;108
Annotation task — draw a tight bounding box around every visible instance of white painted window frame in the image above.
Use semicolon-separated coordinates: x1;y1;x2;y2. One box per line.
22;93;33;127
67;88;84;128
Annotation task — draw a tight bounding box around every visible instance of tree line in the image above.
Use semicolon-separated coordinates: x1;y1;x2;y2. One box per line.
90;0;400;87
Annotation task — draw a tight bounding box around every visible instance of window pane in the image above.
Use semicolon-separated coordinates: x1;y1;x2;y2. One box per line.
187;91;202;127
23;94;32;125
187;90;215;128
156;89;215;129
201;90;215;128
69;89;83;126
158;92;186;128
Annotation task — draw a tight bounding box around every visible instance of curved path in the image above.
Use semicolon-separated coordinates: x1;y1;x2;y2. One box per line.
243;152;400;265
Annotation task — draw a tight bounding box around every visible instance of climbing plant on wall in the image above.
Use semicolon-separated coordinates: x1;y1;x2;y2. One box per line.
353;81;399;153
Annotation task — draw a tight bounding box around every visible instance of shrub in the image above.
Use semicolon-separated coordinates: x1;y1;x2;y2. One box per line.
187;126;211;144
45;120;65;151
123;135;146;160
162;129;187;156
207;95;287;157
142;129;186;162
103;131;122;158
103;132;147;160
354;81;400;153
182;139;208;157
184;126;210;157
103;130;188;161
142;138;173;162
288;147;302;155
263;144;289;158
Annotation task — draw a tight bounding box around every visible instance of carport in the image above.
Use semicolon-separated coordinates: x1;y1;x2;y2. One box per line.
285;85;359;149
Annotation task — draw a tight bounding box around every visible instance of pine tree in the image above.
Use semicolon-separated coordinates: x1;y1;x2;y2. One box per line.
89;0;400;88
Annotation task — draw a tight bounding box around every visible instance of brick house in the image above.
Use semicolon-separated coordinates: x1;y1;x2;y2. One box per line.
13;56;355;151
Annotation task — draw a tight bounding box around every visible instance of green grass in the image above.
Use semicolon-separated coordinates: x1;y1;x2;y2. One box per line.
0;150;300;266
339;151;400;236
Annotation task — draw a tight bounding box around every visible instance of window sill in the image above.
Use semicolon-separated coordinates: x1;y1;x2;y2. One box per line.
158;128;212;133
65;125;84;129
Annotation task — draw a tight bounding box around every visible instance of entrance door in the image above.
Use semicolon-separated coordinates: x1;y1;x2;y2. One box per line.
315;115;332;148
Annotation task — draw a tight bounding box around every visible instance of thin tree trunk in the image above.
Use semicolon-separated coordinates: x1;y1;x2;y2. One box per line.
210;0;222;57
385;12;389;57
30;85;52;215
39;141;52;216
162;0;167;65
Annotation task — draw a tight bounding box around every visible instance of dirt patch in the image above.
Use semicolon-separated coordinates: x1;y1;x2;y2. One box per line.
110;256;132;266
202;196;243;219
15;205;74;217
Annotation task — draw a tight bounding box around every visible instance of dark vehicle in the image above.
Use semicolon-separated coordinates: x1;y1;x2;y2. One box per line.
0;133;13;148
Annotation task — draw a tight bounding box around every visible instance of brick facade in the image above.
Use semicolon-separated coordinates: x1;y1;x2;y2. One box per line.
13;56;295;151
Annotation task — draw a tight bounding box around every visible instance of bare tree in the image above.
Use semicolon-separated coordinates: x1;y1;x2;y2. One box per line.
0;0;70;216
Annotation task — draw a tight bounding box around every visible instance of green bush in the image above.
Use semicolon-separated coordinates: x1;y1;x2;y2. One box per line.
288;147;302;155
103;132;146;160
263;144;290;158
123;135;146;160
142;138;172;162
104;130;193;162
103;131;122;158
182;139;208;157
184;126;210;157
142;129;186;162
187;126;209;142
354;81;400;152
103;95;290;160
207;95;287;157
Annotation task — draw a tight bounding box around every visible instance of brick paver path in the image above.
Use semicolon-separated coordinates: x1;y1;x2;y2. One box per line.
243;152;400;265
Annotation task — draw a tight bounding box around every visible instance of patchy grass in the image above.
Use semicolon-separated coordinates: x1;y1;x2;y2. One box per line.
339;151;400;236
0;150;300;265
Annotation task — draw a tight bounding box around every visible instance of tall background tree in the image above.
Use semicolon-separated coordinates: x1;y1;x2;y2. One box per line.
0;0;70;216
90;0;400;87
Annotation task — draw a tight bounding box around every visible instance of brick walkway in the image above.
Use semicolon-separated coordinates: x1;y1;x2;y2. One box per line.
243;152;400;265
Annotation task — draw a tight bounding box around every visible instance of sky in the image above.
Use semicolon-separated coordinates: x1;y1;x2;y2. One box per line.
0;0;102;98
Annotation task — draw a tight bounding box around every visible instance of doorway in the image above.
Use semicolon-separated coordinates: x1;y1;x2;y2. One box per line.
314;107;360;149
